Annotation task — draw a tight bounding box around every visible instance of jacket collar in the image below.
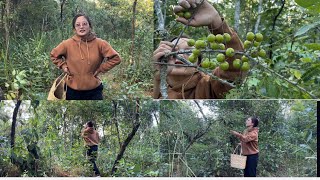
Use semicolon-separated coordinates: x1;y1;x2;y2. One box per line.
72;32;97;42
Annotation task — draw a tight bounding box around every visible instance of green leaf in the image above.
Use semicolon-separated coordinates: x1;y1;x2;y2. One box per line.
294;21;320;37
301;64;320;82
295;0;320;8
293;70;302;79
304;43;320;50
300;57;312;63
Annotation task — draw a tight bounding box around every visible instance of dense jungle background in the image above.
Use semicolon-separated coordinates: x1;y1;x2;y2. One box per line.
0;0;153;100
159;100;317;176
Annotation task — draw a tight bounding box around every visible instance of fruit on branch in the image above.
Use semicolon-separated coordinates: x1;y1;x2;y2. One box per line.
246;32;255;41
187;39;195;46
220;61;229;71
188;54;197;63
233;59;241;69
241;56;249;62
201;58;210;68
195;40;206;49
217;53;225;62
226;48;235;57
209;61;217;70
215;34;224;43
253;41;260;47
192;49;201;56
207;34;215;43
241;62;250;71
218;43;225;50
224;33;232;42
258;49;266;57
244;40;252;49
176;12;184;17
210;43;219;50
255;33;263;42
251;51;258;58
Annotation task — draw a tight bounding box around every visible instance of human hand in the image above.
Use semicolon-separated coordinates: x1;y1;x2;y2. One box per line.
173;0;222;28
230;130;238;136
62;66;70;75
153;41;177;71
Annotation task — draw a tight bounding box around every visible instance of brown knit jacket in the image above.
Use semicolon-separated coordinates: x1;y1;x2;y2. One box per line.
81;127;100;146
50;33;121;90
153;19;245;99
236;127;259;155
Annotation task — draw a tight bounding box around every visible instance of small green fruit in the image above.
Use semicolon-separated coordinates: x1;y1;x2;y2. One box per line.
216;34;224;43
233;59;241;69
255;33;263;42
210;43;219;50
241;62;250;71
226;48;235;57
207;34;215;43
220;62;229;71
216;53;225;62
184;12;192;19
188;54;197;63
209;61;216;70
187;39;195;46
218;43;225;50
241;56;249;62
192;49;201;56
246;32;255;41
201;58;210;68
176;12;184;17
253;41;260;47
224;33;232;42
258;49;266;57
251;51;258;58
195;40;206;49
244;40;252;49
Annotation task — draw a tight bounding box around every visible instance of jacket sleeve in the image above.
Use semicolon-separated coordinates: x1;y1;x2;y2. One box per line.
97;40;121;73
237;131;258;143
209;19;246;98
50;41;68;69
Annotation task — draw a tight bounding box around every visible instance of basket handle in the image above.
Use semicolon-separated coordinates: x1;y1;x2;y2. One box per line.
55;73;68;88
232;144;243;155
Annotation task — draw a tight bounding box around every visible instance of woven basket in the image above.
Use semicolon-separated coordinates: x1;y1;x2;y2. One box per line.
230;145;247;169
47;73;67;100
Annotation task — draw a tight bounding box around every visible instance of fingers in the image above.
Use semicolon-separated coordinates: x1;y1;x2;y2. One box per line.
63;67;70;75
177;0;191;9
153;41;176;62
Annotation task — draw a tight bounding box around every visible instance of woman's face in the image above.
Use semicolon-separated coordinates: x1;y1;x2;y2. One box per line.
74;16;91;37
245;118;254;127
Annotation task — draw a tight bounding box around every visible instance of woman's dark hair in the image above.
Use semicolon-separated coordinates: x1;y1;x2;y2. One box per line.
72;13;92;29
250;117;259;127
87;121;94;127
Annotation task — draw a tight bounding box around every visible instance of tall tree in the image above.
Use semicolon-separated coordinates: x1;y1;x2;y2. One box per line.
10;100;22;160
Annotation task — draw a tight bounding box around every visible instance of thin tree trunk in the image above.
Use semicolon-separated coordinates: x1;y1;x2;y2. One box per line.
10;100;22;160
269;0;285;59
112;100;122;148
254;0;263;33
130;0;137;65
111;100;140;175
234;0;241;32
60;0;66;22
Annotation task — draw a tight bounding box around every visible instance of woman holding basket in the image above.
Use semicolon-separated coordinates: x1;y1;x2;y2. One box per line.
230;117;259;177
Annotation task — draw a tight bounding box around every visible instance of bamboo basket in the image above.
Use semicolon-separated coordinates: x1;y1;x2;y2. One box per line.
230;144;247;169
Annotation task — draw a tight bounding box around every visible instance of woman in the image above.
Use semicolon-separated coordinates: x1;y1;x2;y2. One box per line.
81;121;101;176
50;13;121;100
230;117;259;177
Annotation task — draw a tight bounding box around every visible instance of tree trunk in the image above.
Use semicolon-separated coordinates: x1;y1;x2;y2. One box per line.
234;0;241;32
130;0;137;65
60;0;66;22
269;0;285;59
112;100;122;148
10;100;22;160
111;100;140;175
254;0;263;33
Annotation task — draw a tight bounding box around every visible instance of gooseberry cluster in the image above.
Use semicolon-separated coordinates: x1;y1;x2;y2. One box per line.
185;32;265;71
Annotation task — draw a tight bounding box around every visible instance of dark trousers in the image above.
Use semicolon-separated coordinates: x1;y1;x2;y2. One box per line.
66;83;103;100
244;153;259;177
86;145;100;176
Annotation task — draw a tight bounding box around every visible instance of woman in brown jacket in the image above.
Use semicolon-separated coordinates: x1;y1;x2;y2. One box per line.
153;0;245;99
81;121;101;176
231;117;259;177
50;13;121;100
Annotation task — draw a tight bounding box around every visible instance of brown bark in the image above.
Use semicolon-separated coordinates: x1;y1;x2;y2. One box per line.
60;0;66;22
111;100;140;175
112;100;122;148
130;0;138;65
